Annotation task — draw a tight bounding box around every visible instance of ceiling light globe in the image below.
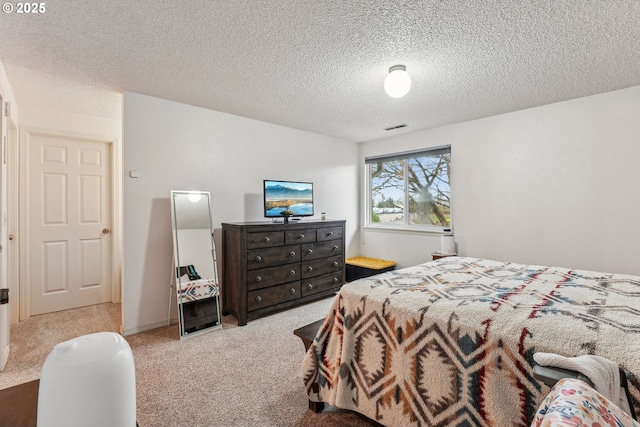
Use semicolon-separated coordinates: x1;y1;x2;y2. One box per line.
187;192;202;203
384;65;411;98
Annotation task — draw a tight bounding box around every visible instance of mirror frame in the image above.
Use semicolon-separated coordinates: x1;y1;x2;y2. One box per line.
170;190;222;338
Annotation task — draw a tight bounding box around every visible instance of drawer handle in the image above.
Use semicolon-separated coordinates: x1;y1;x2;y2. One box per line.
255;276;262;283
328;231;334;236
307;283;313;290
298;233;305;239
333;277;340;283
289;269;296;276
333;245;339;251
333;261;339;267
289;251;296;257
255;295;262;303
307;266;313;272
264;236;271;243
290;288;296;294
256;255;263;262
306;248;313;255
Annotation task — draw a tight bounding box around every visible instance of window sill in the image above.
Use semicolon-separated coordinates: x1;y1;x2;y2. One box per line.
362;224;449;236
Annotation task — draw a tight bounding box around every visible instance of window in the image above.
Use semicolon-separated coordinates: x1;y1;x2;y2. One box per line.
365;146;451;231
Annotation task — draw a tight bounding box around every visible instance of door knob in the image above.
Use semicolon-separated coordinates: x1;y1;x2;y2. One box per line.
102;228;110;234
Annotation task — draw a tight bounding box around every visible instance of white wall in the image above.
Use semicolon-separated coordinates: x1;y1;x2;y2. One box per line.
18;106;121;137
123;92;359;335
359;86;640;275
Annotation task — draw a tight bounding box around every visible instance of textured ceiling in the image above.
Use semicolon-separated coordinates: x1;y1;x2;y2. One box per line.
0;0;639;142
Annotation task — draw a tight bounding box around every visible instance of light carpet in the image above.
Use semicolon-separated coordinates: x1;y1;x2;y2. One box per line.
1;299;371;427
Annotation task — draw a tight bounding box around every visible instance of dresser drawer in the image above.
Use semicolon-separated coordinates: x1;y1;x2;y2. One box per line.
301;240;343;260
285;229;316;245
247;262;300;291
301;272;342;297
317;226;343;242
301;255;343;279
247;245;300;269
246;231;285;249
247;282;301;312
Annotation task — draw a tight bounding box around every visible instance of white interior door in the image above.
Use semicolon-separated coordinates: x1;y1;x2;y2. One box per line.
27;130;112;316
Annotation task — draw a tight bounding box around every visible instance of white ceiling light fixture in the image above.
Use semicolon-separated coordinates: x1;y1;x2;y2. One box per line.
384;65;411;98
187;192;202;203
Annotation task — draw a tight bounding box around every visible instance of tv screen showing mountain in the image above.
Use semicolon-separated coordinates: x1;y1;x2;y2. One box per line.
264;180;314;217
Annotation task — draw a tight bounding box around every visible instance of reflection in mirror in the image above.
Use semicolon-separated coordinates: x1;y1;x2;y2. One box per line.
170;190;222;338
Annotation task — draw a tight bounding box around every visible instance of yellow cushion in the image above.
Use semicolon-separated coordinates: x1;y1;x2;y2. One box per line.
345;256;396;270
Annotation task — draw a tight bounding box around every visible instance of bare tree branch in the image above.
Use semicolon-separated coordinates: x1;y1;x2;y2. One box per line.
371;154;450;226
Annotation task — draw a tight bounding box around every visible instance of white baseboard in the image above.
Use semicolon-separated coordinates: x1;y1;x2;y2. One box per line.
122;320;175;336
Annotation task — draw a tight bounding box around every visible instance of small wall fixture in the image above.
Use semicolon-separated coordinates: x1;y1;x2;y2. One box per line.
384;65;411;98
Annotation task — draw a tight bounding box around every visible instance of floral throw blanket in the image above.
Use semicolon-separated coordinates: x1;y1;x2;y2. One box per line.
301;257;640;427
531;378;639;427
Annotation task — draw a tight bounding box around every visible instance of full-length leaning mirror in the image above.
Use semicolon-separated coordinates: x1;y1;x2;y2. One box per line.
170;190;222;338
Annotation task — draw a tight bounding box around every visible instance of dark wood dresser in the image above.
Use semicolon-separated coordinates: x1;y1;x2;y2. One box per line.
221;220;345;325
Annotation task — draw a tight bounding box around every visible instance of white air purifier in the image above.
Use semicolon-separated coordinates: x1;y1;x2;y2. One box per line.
440;233;456;255
37;332;136;427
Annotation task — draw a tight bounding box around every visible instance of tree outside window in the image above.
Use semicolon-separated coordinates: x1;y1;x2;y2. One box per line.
366;146;451;230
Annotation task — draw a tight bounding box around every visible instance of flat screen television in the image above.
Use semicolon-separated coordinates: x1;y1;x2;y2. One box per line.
264;180;314;221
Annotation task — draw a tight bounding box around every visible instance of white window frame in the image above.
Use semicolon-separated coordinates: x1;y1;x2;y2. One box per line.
364;145;452;233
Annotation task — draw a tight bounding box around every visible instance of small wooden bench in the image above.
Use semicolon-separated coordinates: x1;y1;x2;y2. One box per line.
345;256;396;282
294;319;383;426
294;318;326;413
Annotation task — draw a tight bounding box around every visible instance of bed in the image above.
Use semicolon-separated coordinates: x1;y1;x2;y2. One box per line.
301;256;640;427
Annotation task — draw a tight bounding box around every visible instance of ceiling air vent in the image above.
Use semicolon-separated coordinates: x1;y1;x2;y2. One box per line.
384;124;407;131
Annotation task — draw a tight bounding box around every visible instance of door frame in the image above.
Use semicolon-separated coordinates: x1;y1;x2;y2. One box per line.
19;127;122;321
7;117;18;324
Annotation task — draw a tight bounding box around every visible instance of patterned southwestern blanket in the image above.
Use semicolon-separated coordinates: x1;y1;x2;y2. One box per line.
177;277;219;302
301;257;640;427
